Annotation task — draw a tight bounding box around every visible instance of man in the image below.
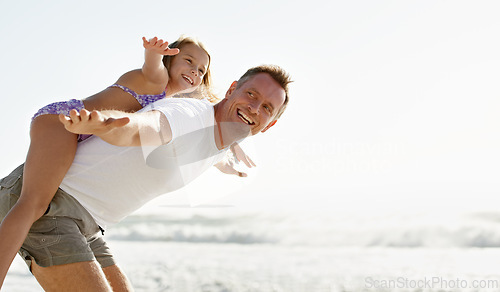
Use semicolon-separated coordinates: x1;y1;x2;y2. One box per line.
0;65;291;291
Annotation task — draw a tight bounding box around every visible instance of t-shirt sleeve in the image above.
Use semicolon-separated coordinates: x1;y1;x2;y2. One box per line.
142;98;212;144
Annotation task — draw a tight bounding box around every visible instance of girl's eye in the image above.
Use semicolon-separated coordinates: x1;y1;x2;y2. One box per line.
186;59;192;64
247;92;254;97
199;69;204;75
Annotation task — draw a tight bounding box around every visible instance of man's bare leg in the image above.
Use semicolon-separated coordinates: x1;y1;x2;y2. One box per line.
103;264;134;291
32;260;112;292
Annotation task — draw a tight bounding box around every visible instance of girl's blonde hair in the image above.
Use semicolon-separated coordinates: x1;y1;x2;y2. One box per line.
162;36;219;103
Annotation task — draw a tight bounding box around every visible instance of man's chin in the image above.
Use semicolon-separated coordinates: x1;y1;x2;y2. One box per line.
221;121;252;139
234;126;252;138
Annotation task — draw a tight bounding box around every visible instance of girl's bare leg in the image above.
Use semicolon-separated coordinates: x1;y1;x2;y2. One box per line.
0;114;78;288
22;114;79;213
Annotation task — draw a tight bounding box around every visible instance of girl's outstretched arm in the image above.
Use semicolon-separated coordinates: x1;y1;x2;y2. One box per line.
141;37;179;86
0;115;78;288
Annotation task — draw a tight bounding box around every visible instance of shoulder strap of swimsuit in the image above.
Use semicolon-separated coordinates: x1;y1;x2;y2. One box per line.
108;84;138;99
108;84;166;108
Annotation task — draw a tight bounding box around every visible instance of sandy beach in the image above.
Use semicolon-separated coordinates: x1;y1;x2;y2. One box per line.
5;210;500;292
5;242;500;292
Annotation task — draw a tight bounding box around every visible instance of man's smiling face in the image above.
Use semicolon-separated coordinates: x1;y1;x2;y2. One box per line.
222;73;286;136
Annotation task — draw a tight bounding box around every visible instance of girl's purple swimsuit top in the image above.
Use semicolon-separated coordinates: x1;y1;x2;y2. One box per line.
107;84;167;108
32;84;167;142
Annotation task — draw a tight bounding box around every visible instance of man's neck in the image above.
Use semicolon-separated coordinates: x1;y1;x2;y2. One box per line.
213;101;242;150
213;102;227;150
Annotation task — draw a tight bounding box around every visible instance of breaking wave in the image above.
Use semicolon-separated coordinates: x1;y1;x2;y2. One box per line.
107;209;500;248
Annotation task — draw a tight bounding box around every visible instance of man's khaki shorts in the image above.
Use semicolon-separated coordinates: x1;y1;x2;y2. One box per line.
0;164;115;270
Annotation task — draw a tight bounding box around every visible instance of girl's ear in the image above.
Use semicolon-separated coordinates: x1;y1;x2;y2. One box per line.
261;120;277;133
225;81;238;98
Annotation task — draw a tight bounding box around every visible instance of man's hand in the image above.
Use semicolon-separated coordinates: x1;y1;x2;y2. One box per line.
142;37;180;56
214;159;248;177
214;143;257;177
230;143;256;168
59;109;130;135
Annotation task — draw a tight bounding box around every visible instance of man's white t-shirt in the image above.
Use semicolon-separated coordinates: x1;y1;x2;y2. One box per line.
59;98;227;227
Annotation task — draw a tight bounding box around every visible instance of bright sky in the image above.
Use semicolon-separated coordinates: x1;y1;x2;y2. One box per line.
1;0;499;213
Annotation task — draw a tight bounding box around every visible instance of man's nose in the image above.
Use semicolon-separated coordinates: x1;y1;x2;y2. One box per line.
248;101;259;114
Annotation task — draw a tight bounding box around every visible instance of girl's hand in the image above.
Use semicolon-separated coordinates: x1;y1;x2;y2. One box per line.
59;109;129;135
142;37;180;56
230;143;256;168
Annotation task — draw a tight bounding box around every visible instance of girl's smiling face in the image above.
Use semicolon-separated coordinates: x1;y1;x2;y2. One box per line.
168;43;210;94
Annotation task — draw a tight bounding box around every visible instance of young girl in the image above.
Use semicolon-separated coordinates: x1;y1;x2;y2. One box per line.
0;35;251;289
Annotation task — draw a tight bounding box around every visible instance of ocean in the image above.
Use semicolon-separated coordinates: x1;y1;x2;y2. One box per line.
5;207;500;291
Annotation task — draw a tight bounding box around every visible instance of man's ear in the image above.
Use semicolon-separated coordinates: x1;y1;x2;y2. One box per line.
225;81;238;98
261;120;277;133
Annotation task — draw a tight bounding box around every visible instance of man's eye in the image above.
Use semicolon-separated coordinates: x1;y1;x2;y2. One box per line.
186;59;192;63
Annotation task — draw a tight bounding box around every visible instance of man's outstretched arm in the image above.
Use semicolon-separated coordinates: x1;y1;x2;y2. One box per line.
59;109;172;146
